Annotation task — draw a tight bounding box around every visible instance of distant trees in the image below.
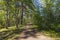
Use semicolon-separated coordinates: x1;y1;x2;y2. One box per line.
1;0;60;31
0;0;34;29
4;0;11;29
32;0;60;31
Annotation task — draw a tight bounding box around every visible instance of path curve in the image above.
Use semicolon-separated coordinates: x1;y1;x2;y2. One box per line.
14;24;53;40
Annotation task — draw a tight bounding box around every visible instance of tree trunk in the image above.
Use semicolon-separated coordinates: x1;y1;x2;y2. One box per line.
15;19;19;28
20;2;23;25
5;11;9;29
15;8;19;29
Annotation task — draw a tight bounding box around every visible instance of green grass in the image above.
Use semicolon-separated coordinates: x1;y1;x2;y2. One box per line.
0;26;16;32
40;30;60;40
0;25;60;40
31;25;60;40
0;26;23;40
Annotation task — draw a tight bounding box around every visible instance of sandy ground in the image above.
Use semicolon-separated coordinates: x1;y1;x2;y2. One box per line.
14;24;54;40
14;33;53;40
20;35;53;40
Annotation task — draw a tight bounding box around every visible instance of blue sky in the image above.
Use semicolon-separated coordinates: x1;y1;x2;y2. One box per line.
32;0;43;8
32;0;60;16
32;0;44;16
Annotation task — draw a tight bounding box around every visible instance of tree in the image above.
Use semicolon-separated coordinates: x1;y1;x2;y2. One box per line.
4;0;12;29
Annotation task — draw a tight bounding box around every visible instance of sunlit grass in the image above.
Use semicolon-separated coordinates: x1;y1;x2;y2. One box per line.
40;30;60;40
0;25;60;40
0;25;22;40
0;26;16;32
0;25;23;32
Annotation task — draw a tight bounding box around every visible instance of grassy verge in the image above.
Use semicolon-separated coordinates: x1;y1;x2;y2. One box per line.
0;25;23;40
40;30;60;40
0;25;60;40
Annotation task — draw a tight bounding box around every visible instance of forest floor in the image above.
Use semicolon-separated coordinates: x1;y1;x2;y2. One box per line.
14;29;53;40
13;24;59;40
0;23;60;40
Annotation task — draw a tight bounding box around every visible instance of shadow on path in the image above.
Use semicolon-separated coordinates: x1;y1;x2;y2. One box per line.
14;28;39;40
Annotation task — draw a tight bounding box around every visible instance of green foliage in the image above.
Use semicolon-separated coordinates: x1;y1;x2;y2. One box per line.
32;0;60;31
0;0;60;32
0;0;35;28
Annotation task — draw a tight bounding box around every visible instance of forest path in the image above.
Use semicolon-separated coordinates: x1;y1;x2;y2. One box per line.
14;23;54;40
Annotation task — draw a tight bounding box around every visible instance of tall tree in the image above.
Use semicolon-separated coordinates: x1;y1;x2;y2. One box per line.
4;0;12;29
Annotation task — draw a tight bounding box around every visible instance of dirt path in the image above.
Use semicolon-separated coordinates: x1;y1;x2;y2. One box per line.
14;24;54;40
14;33;53;40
